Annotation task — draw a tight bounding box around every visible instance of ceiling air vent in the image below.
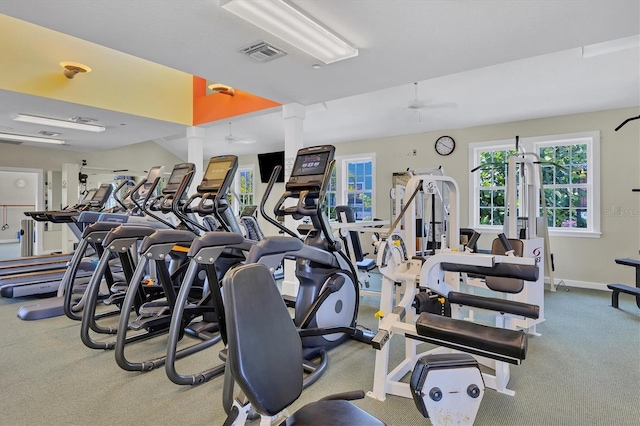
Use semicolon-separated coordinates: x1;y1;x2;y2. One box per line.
70;116;98;124
36;130;61;137
240;41;287;62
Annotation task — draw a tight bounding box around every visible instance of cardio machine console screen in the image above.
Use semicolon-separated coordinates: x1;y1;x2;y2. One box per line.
287;145;335;191
91;184;112;206
141;166;165;193
199;155;238;193
165;163;194;191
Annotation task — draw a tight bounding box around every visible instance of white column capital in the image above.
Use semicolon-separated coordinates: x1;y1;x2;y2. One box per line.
186;126;206;139
283;103;306;120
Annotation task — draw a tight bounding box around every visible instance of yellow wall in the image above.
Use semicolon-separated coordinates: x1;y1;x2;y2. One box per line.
0;14;192;125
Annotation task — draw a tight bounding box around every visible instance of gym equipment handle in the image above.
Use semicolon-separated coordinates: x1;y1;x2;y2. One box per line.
497;233;515;255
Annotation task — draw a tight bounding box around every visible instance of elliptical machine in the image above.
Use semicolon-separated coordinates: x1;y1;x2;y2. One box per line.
223;145;373;423
254;144;373;348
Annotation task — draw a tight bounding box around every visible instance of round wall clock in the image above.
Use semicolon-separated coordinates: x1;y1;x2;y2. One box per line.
435;136;455;156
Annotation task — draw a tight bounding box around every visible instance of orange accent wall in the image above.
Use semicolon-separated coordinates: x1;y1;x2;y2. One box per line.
192;77;281;125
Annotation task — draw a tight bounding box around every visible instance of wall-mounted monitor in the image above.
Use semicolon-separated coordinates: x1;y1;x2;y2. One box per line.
257;151;285;183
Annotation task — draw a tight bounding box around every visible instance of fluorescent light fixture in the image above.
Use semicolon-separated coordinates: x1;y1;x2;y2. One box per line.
0;132;65;145
14;113;105;132
221;0;358;64
582;35;640;58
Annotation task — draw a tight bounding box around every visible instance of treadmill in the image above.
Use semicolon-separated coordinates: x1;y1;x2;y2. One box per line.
0;189;99;272
15;164;187;320
0;184;114;298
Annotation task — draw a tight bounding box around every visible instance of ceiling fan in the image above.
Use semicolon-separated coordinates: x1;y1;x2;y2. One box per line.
225;122;256;145
402;82;458;122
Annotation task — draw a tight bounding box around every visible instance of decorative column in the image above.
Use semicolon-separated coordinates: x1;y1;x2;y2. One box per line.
281;103;306;298
186;126;205;194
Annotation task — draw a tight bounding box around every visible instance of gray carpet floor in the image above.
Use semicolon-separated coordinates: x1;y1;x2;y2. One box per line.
0;276;639;426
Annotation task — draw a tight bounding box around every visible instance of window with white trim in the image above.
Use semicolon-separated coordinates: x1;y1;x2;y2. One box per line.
234;165;255;211
324;154;376;221
325;166;338;220
469;132;600;237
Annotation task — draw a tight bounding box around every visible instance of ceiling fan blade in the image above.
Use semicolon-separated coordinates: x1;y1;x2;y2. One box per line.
417;101;458;110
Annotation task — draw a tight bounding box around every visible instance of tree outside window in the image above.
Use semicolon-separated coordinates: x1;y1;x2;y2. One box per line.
346;160;373;220
539;143;588;228
469;132;599;237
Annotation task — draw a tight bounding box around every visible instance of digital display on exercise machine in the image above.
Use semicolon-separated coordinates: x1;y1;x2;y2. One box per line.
204;160;232;182
291;152;330;177
168;167;189;185
92;185;110;201
142;166;165;191
83;189;97;202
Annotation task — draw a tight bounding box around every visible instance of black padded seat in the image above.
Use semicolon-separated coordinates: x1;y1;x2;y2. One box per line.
224;263;303;416
441;262;538;283
415;312;528;364
138;229;196;253
103;225;157;246
82;221;123;238
485;238;526;293
224;263;385;425
245;236;304;263
285;400;384;425
448;291;539;319
187;232;244;256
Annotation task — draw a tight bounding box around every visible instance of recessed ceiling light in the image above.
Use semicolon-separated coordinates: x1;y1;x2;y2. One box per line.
312;64;322;69
14;114;105;132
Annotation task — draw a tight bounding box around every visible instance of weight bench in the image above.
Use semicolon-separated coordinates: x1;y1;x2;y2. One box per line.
607;258;640;309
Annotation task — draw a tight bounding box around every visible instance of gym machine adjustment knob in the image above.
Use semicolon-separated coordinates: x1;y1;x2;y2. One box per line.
467;384;481;398
429;387;442;402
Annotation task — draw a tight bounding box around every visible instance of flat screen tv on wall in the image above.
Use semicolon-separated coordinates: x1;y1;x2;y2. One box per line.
257;151;285;183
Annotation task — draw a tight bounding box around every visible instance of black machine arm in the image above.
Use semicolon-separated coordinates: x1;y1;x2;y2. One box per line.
132;176;176;229
171;171;209;233
111;178;132;212
614;114;640;131
260;165;300;239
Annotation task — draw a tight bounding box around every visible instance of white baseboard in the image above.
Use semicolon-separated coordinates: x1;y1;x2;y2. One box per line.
548;278;607;291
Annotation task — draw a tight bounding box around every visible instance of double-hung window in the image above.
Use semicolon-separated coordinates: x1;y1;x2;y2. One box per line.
324;154;376;222
469;131;600;237
234;165;255;211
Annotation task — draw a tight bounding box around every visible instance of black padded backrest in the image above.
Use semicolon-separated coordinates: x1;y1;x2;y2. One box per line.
335;205;365;262
223;263;303;416
240;216;264;241
486;238;525;293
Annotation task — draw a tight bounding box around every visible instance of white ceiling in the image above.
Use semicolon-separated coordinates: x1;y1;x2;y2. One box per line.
1;0;639;159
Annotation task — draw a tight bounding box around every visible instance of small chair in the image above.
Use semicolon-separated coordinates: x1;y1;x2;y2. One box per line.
223;263;385;425
335;206;377;288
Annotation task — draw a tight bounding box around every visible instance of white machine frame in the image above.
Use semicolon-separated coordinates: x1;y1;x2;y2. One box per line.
368;173;538;403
